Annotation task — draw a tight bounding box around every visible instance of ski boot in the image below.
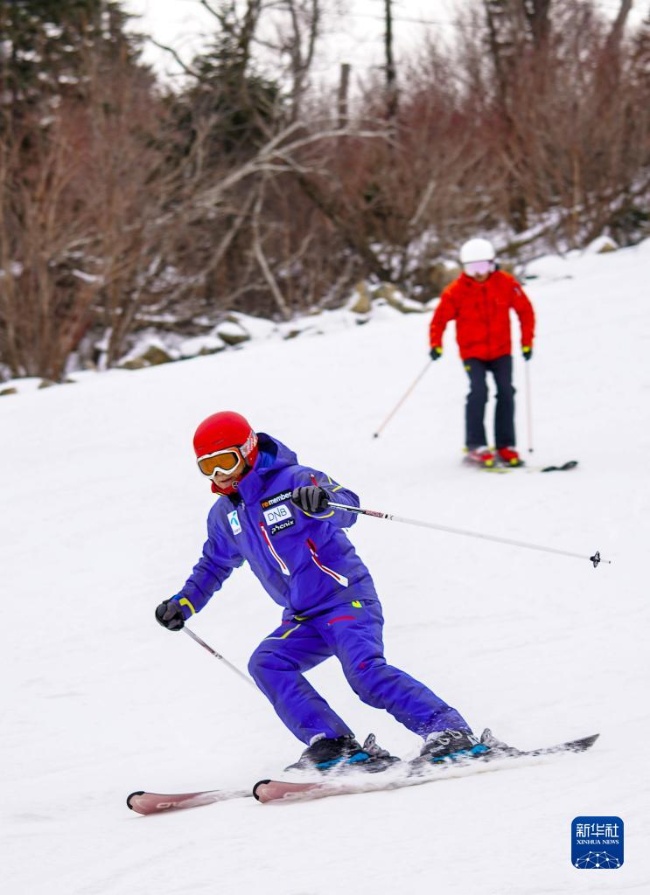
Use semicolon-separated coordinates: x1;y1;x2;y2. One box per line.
286;733;400;774
497;447;524;467
464;446;496;468
419;729;490;764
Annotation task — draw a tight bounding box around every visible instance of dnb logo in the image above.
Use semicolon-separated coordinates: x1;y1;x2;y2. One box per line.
263;502;295;535
572;816;623;869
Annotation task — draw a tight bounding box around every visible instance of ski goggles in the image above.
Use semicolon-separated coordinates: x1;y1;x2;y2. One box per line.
196;447;245;478
464;260;493;277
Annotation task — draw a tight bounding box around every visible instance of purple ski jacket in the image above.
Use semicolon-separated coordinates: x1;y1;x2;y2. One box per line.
172;434;379;621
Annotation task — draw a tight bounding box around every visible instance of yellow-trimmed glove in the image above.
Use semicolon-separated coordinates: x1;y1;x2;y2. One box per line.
291;485;329;513
430;346;442;361
155;599;185;631
522;346;533;361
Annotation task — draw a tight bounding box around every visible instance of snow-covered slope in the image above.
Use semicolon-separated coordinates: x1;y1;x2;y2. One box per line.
3;241;648;894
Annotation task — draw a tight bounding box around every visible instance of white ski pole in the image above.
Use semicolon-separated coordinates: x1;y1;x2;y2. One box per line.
183;627;258;690
373;361;432;438
327;501;610;568
524;361;534;454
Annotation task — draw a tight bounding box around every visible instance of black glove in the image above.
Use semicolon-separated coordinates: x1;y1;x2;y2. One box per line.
430;346;442;361
291;485;329;513
522;346;533;361
155;599;185;631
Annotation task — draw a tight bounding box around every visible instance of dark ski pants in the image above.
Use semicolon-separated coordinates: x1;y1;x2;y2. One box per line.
464;355;516;449
248;599;469;745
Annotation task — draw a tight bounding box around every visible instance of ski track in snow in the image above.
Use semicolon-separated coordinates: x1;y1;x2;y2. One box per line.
2;241;650;893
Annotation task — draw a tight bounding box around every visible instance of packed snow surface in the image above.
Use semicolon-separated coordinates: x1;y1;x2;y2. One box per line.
3;241;649;893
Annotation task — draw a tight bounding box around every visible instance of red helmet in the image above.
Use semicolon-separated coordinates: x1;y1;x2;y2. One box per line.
193;411;259;494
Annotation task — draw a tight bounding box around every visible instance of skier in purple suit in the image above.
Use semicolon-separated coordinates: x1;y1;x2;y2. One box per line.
156;411;488;770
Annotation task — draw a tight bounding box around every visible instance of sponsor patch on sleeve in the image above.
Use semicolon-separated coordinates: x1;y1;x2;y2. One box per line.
227;510;242;535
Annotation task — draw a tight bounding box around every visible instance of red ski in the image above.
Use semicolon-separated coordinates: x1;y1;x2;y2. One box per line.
127;732;598;814
127;787;251;816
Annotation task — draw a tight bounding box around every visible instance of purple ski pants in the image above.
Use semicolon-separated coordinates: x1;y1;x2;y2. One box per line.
247;599;469;745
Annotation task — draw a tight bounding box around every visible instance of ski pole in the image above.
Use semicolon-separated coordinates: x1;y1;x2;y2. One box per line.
524;361;534;454
327;501;610;568
183;627;258;690
373;361;431;438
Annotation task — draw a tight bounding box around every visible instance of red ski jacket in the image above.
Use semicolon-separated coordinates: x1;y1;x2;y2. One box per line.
429;270;535;361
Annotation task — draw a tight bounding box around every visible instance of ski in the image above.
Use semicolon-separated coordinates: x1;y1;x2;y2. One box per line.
510;459;579;473
127;731;598;814
252;732;599;805
463;460;511;473
126;787;252;816
537;460;579;473
464;459;578;473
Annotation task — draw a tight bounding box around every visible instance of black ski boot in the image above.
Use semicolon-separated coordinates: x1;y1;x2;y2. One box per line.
286;733;399;774
419;729;490;764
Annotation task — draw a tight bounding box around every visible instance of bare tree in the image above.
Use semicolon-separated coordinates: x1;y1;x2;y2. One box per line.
268;0;323;121
384;0;398;121
4;0;648;379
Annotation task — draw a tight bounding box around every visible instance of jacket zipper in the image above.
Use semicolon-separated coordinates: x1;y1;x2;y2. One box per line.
258;523;291;576
306;538;349;587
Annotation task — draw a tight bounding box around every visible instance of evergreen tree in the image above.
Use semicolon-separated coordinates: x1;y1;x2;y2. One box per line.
0;0;144;141
168;0;285;166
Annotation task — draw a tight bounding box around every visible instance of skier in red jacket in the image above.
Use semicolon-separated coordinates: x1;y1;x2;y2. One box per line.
429;238;535;468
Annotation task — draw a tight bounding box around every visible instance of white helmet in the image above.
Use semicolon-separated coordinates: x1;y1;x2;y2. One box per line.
459;238;496;264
